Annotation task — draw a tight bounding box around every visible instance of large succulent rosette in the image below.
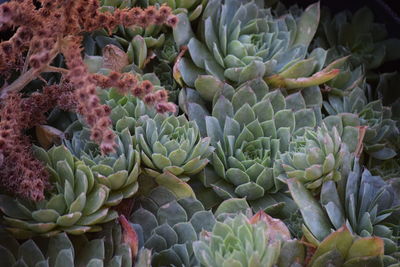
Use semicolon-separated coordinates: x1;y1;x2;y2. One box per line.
134;114;213;179
130;186;216;266
0;146;119;238
181;78;318;214
288;158;400;264
324;86;399;160
280;124;351;195
173;0;341;89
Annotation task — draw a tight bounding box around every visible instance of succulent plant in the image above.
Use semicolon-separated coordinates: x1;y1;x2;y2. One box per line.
288;158;400;264
0;220;135;267
98;79;163;131
323;87;399;160
94;64;177;118
308;225;386;266
279;124;352;195
193;210;305;267
63;127;140;204
179;78;317;214
74;62;172;132
0;146;119;238
84;1;166;68
321;58;365;93
313;7;400;76
173;0;341;89
86;0;199;70
134;113;213;179
129;186;216;266
153;61;180;102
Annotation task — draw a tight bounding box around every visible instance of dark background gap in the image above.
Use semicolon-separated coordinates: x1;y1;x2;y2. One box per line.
282;0;400;74
282;0;400;38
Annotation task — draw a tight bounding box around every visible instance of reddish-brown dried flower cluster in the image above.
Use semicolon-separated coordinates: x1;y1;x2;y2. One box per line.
0;0;178;200
0;0;176;73
63;37;116;154
0;84;74;201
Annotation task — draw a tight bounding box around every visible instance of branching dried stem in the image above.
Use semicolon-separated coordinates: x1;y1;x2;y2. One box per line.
0;41;61;99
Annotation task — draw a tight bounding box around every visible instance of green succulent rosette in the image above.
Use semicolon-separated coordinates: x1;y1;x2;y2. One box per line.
153;61;180;102
87;0;206;70
288;158;400;264
64;127;140;205
321;113;359;151
134;114;213;179
308;226;387;267
180;78;318;214
324;86;399;160
0;221;134;267
98;81;163;132
85;0;166;68
193;210;305;267
0;146;120;238
129;186;216;266
323;60;365;92
279;124;351;194
67;68;171;134
173;0;341;89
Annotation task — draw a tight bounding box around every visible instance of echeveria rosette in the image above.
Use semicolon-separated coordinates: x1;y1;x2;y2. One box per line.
85;0;166;68
324;87;399;160
288;158;400;264
92;0;205;69
321;113;360;154
180;78;317;214
134;114;213;179
313;6;400;76
173;0;341;89
64;127;140;205
79;71;172;134
129;186;217;266
308;226;386;267
98;74;164;132
153;61;180;102
0;146;118;238
193;210;306;267
84;52;173;106
0;221;134;267
317;55;366;96
203;105;311;214
280;124;351;195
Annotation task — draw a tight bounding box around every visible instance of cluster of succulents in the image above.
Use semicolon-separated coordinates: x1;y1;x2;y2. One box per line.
0;145;121;238
0;219;143;267
288;159;400;264
1;0;400;266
